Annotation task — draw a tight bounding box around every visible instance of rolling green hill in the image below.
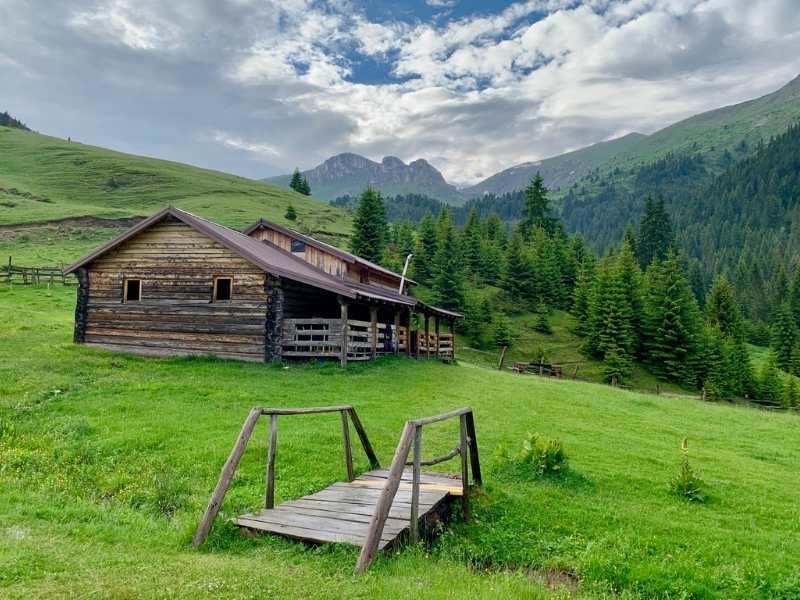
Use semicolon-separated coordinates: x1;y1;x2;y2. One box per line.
1;284;799;599
0;127;351;236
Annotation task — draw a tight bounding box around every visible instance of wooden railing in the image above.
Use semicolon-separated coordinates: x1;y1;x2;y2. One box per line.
417;332;454;360
192;405;380;547
354;407;481;574
281;318;342;358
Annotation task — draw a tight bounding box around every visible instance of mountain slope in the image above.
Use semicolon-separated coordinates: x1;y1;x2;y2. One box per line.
266;153;464;205
0;126;350;237
464;132;646;197
466;74;800;197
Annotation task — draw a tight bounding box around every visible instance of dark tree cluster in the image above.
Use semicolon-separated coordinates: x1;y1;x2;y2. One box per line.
0;111;30;130
289;168;311;195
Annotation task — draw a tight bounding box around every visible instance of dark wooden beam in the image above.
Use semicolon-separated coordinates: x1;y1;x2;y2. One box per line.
369;305;378;360
73;267;89;344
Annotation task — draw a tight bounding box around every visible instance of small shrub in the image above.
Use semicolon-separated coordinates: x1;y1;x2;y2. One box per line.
669;438;706;502
496;432;568;479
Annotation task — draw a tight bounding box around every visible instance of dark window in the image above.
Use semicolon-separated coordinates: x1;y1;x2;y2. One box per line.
291;239;306;253
213;277;232;302
124;279;141;302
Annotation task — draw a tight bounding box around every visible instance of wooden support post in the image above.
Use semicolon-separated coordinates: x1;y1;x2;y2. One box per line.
193;408;261;547
498;346;507;371
424;313;430;359
409;425;422;544
341;410;354;482
339;297;349;368
459;414;470;522
370;305;378;360
355;422;415;574
465;410;482;485
450;318;456;360
434;315;440;359
407;309;413;357
347;408;380;469
393;309;401;356
265;414;277;508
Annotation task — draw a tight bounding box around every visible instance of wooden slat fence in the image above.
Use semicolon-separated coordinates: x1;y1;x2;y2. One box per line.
3;257;73;286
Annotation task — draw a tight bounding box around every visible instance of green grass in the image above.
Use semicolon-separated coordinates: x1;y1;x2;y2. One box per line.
0;127;351;237
2;285;800;599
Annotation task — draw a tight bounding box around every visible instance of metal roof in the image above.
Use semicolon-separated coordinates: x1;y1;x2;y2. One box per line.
63;207;423;308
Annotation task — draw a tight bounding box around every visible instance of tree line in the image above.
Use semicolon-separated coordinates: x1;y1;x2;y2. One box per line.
346;175;799;408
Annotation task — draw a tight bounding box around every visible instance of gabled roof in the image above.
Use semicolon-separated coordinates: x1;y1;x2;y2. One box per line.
63;207;420;308
243;218;417;286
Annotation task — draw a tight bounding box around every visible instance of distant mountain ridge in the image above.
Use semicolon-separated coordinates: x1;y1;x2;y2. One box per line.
265;153;464;205
265;74;800;205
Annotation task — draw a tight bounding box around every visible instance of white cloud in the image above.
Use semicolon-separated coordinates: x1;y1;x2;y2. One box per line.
3;0;800;184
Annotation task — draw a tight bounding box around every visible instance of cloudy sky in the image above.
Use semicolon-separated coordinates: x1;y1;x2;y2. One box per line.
2;0;799;185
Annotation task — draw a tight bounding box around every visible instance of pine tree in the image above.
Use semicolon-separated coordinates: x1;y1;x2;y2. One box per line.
705;276;744;340
771;301;797;372
784;377;799;409
700;326;731;401
414;213;438;285
758;354;785;407
636;195;674;268
484;213;506;245
299;176;311;196
602;345;631;385
492;315;513;348
350;187;387;264
642;250;701;385
571;259;595;335
616;238;644;356
533;300;551;334
521;173;556;238
432;209;465;311
502;228;534;305
790;269;800;329
584;255;634;363
462;208;483;281
284;204;297;221
289;168;303;193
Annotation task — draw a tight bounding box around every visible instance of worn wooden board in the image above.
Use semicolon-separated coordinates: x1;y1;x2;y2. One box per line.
234;468;461;550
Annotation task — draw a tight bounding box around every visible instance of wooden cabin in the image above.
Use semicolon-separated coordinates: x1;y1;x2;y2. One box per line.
64;207;461;366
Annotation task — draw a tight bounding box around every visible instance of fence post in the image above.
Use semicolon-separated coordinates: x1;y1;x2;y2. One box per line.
459;414;470;522
409;425;422;543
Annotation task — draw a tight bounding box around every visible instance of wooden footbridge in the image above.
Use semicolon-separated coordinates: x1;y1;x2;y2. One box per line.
192;405;481;573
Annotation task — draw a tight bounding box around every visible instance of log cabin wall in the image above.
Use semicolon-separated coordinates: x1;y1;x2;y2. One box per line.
83;217;269;361
248;227;348;278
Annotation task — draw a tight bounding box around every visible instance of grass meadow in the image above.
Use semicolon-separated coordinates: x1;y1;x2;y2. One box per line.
1;285;799;599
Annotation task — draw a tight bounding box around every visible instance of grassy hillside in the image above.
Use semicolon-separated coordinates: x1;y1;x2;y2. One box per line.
2;285;799;599
465;132;646;197
0;127;350;235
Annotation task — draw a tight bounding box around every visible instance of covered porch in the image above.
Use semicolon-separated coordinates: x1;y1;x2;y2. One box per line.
274;278;459;366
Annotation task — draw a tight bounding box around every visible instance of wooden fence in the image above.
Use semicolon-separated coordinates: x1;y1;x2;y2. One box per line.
2;257;74;285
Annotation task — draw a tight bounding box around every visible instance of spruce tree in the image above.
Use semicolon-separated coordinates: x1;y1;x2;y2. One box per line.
533;300;551;334
432;209;465;311
584;255;634;365
771;301;797;372
616;238;644;356
414;213;438;285
571;259;595;335
790;269;800;329
784;377;799;409
521;173;556;238
299;176;311;196
758;354;785;407
636;195;674;268
502;228;534;305
642;250;701;385
289;168;303;193
705;276;744;340
350;187;387;264
462;208;483;281
284;204;297;221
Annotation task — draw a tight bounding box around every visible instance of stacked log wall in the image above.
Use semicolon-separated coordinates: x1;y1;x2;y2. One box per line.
83;218;268;361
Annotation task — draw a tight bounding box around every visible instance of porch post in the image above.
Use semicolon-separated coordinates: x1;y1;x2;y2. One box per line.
264;274;284;363
424;313;430;359
370;305;378;360
339;297;349;368
451;318;457;360
434;315;440;360
393;309;401;356
407;308;413;357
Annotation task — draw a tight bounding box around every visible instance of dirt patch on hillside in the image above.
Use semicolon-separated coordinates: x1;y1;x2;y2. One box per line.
0;215;144;239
